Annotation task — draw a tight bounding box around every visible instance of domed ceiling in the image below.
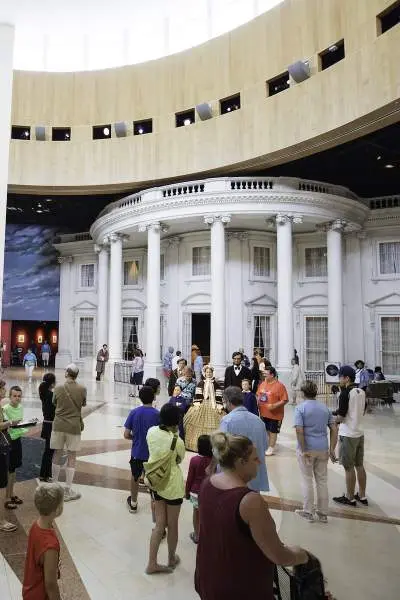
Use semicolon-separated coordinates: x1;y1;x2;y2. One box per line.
1;0;283;71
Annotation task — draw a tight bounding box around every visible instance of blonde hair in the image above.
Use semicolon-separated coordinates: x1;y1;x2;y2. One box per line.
34;483;64;516
211;432;253;469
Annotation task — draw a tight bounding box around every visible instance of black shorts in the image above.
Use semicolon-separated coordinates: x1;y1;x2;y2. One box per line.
130;458;145;481
130;372;144;385
0;453;9;488
262;417;282;434
9;438;22;473
150;490;183;506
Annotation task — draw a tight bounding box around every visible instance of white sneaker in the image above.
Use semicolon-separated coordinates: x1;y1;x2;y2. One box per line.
314;511;328;524
295;509;315;523
64;489;81;502
265;447;275;456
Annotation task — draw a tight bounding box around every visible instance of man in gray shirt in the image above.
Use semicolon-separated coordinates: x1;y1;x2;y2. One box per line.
220;386;269;492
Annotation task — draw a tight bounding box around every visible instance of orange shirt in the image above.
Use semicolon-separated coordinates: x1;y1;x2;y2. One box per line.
23;521;60;600
257;380;288;420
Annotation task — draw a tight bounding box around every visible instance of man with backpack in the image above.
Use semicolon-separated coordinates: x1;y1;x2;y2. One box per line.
332;366;368;507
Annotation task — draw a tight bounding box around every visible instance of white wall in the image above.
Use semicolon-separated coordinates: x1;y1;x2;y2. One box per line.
58;226;400;377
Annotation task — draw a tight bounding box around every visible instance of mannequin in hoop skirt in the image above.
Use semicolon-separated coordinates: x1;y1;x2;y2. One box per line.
183;364;225;452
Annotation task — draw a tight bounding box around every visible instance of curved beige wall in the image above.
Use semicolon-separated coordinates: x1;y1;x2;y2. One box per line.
8;0;400;192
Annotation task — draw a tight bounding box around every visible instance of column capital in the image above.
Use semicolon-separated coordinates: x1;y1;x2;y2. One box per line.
138;222;168;233
167;236;182;248
57;255;73;264
276;213;303;225
204;214;231;226
94;243;109;254
317;219;347;233
107;232;128;244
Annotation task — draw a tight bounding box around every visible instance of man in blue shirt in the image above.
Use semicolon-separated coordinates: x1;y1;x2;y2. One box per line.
124;386;160;513
220;386;269;492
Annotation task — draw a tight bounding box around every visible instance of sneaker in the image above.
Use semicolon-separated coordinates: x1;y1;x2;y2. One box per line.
265;447;275;456
295;510;314;523
126;496;138;513
64;489;81;502
314;511;328;524
355;493;368;506
332;494;356;507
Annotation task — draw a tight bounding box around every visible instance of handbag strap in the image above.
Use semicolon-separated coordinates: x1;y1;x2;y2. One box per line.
170;434;178;452
63;383;82;414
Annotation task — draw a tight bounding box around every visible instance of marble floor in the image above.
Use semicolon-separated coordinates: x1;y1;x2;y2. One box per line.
1;367;400;600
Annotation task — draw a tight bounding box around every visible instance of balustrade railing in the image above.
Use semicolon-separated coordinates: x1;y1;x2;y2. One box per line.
369;195;400;210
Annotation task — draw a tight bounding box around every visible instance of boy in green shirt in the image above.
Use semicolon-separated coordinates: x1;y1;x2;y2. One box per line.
3;386;27;509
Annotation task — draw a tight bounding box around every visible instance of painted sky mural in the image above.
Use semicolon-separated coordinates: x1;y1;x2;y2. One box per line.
3;224;61;321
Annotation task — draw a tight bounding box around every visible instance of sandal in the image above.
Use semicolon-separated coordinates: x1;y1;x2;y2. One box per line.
0;522;17;532
4;501;18;510
11;496;23;505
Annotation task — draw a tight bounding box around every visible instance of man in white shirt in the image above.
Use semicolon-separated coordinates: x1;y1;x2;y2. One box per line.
332;365;368;507
172;351;182;372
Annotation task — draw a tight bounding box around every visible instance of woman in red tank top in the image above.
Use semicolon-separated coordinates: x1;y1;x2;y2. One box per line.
195;432;308;600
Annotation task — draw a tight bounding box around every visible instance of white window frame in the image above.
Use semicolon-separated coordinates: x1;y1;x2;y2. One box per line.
304;246;328;280
122;316;140;360
376;240;400;279
376;311;400;378
296;240;328;283
78;263;96;289
252;314;272;359
191;244;211;279
123;257;142;289
303;314;328;372
248;240;275;282
78;316;95;358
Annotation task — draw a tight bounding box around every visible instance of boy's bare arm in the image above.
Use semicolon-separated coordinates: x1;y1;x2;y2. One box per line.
43;549;61;600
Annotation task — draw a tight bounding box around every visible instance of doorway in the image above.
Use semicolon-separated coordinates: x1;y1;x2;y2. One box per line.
191;313;211;360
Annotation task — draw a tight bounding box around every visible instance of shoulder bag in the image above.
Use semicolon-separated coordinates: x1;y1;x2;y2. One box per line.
144;433;178;492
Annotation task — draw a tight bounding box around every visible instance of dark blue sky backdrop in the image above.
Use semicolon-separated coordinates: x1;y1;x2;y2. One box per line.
3;225;61;321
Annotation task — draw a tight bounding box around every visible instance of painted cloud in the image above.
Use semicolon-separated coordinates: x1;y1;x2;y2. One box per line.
3;225;61;321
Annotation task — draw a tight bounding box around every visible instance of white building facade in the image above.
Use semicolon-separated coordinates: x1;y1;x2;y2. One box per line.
54;177;400;385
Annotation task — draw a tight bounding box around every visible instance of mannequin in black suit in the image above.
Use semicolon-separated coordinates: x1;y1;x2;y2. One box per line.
224;352;252;389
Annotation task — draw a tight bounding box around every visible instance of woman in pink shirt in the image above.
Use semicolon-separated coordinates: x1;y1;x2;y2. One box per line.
185;435;213;544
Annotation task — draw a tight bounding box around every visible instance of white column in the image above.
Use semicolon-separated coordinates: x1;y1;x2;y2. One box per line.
95;243;109;347
276;214;296;386
206;215;231;376
108;233;123;362
327;220;345;364
144;223;162;372
227;232;245;354
55;256;73;368
166;237;181;352
0;24;15;323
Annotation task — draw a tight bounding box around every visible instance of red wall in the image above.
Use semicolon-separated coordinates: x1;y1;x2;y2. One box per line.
1;321;12;367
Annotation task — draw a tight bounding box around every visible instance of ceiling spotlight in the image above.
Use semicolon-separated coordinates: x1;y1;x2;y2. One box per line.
36;209;43;213
23;130;29;138
385;163;395;168
45;198;53;202
37;203;42;208
183;118;192;126
103;127;110;136
65;133;70;139
227;107;231;112
377;155;382;160
138;128;144;134
328;45;338;52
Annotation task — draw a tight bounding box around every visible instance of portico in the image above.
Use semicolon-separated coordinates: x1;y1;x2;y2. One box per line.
53;176;371;381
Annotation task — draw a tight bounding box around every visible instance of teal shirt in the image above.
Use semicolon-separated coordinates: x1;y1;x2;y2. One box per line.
3;403;28;440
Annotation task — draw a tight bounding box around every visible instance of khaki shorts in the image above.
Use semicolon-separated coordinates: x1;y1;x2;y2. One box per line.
339;435;364;470
50;430;81;452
